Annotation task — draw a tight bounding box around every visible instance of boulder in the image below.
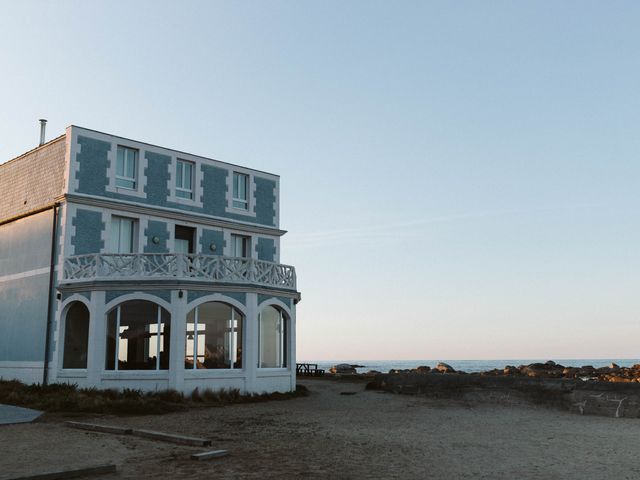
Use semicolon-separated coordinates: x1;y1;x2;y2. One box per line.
435;362;456;373
610;363;620;370
329;363;357;375
521;364;545;377
562;367;579;378
503;365;519;375
415;366;431;374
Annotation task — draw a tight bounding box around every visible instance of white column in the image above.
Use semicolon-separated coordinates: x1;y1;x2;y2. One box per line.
169;289;187;392
244;292;258;393
87;290;106;387
289;302;297;391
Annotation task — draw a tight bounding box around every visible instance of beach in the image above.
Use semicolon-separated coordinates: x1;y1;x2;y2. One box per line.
2;377;639;479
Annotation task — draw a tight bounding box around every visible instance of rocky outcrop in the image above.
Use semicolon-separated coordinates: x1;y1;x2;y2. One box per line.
366;372;640;418
331;361;640;384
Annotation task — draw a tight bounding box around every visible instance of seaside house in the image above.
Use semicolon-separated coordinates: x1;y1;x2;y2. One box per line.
0;123;300;393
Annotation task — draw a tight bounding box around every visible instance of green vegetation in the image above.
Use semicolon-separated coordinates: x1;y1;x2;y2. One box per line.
0;379;308;415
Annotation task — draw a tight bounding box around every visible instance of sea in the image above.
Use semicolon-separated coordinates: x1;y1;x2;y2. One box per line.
300;359;640;374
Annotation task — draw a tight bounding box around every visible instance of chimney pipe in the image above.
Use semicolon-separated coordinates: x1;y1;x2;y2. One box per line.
39;119;47;146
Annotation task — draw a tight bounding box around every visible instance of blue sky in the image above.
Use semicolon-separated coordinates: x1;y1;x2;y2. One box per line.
1;1;639;360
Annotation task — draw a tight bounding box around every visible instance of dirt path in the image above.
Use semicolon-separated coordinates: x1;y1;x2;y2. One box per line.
1;379;639;479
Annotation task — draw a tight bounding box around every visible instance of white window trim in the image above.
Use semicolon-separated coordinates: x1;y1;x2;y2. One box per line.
167;155;203;207
106;143;148;199
186;305;244;371
109;214;139;253
225;169;256;217
115;146;138;189
257;308;287;369
224;230;255;258
108;304;167;371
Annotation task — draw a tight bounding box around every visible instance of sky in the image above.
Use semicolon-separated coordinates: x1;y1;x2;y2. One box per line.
1;1;639;361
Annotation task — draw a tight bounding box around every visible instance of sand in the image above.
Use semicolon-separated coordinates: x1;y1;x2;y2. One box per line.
1;378;639;479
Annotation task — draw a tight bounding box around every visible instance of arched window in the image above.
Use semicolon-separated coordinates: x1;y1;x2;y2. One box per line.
259;305;287;368
62;302;90;369
185;302;243;369
105;300;171;370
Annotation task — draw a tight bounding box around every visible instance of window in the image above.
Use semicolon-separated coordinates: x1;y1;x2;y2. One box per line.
185;302;243;369
62;302;90;369
259;306;287;368
111;216;136;253
176;159;194;200
106;301;171;370
232;172;249;210
116;146;138;189
174;225;195;254
230;234;250;257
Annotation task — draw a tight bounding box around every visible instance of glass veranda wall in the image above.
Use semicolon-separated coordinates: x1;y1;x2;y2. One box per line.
185;301;243;369
105;300;171;370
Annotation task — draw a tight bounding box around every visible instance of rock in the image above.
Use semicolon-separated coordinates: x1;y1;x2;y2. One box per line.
610;363;620;370
545;360;557;367
364;370;381;376
329;363;357;375
526;363;549;370
596;367;613;375
562;368;579;378
579;365;595;375
415;366;431;374
436;362;456;373
503;366;519;375
521;365;545;377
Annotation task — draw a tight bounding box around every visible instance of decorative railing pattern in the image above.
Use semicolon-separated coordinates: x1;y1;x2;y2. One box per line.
62;253;297;290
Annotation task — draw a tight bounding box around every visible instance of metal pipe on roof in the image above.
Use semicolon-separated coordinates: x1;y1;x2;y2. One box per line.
39;119;47;146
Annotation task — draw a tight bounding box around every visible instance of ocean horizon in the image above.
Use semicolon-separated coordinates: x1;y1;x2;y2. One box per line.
300;359;640;374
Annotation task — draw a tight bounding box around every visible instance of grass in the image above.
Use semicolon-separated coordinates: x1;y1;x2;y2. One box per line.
0;379;308;415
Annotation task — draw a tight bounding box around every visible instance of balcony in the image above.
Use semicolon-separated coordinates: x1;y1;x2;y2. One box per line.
62;253;297;291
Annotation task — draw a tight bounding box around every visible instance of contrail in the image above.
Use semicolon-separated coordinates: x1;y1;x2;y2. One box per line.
284;203;600;249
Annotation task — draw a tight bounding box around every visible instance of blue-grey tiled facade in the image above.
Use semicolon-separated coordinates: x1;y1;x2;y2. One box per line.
0;125;298;393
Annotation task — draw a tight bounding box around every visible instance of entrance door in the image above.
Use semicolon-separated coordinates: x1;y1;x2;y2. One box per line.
175;226;195;254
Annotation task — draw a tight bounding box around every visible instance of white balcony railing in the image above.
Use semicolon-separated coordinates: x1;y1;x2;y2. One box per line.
62;253;297;290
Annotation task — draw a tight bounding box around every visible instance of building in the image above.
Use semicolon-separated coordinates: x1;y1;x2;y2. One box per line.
0;124;300;394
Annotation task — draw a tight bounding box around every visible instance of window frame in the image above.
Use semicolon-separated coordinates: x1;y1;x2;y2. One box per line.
230;234;251;258
115;145;139;190
258;306;288;369
232;172;249;210
185;302;244;371
110;215;138;253
175;159;195;200
105;302;170;371
61;302;90;370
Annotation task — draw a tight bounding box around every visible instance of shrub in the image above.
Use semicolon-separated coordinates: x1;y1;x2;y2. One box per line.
0;379;308;415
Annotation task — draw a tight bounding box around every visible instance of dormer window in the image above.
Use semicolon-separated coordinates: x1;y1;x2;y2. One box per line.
176;159;194;200
232;172;249;210
116;146;138;189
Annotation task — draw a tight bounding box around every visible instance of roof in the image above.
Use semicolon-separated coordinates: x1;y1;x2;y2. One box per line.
0;135;67;223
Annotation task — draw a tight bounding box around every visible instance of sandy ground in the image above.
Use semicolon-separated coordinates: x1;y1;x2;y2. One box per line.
1;378;640;479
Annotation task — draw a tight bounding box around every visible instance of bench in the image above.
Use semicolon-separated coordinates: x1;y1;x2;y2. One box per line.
296;363;325;377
